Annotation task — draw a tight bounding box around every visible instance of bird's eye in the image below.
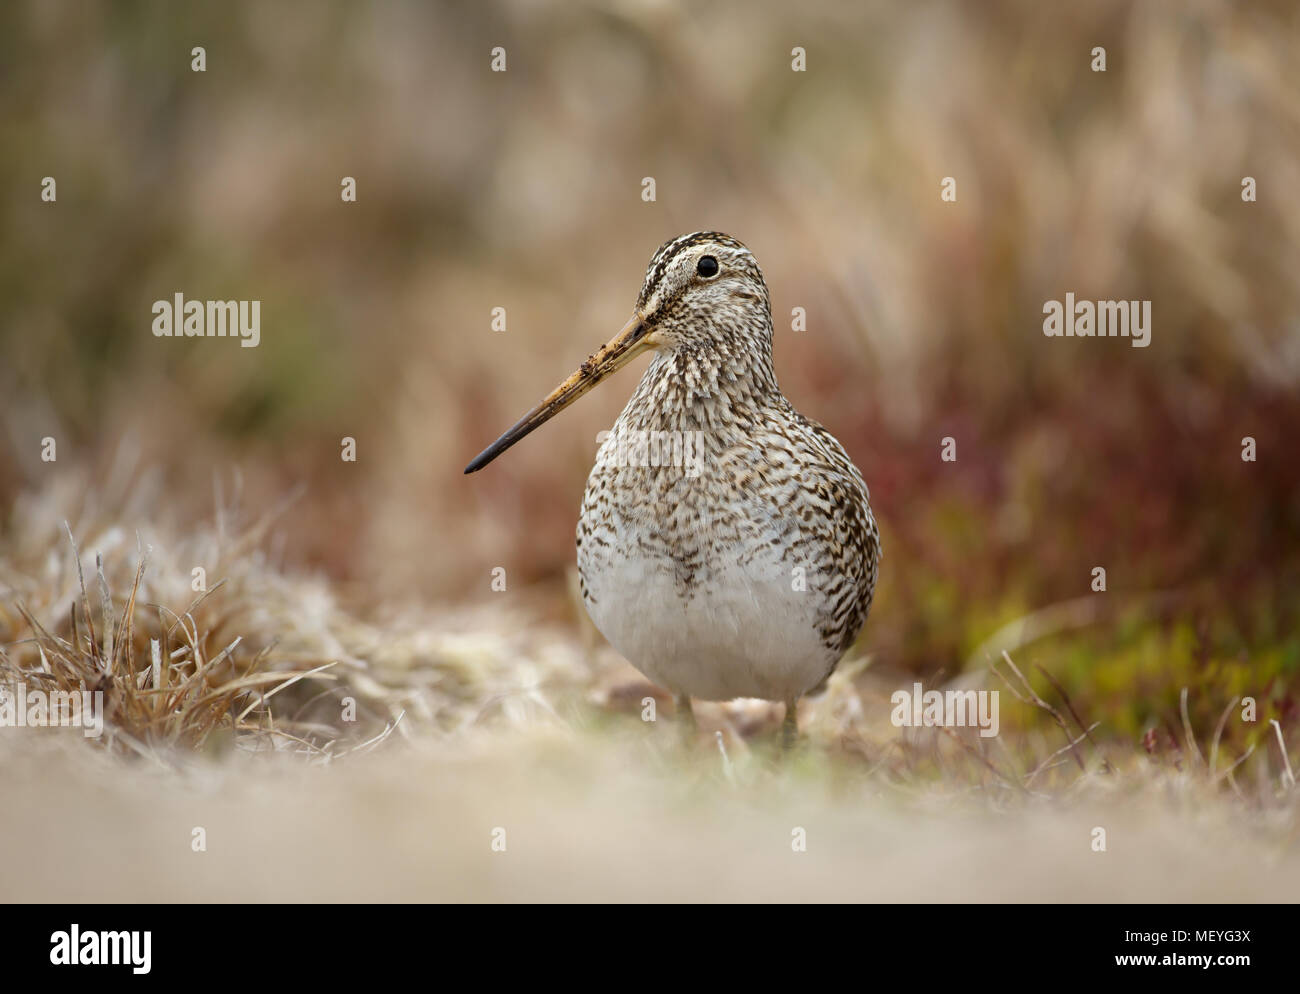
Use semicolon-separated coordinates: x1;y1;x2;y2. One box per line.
696;255;720;278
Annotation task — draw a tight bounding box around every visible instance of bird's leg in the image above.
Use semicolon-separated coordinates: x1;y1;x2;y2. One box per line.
782;698;799;751
676;693;695;738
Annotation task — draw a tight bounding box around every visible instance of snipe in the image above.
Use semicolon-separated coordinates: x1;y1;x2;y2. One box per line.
466;232;880;746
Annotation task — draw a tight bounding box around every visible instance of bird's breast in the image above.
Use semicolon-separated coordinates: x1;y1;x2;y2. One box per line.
574;436;846;700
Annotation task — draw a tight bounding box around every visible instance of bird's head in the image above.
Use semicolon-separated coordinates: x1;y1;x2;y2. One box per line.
465;231;771;473
634;231;772;350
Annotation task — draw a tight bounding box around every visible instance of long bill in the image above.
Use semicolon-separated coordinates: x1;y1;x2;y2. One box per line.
464;313;654;474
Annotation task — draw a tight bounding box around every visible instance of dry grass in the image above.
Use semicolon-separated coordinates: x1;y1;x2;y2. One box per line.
2;473;1297;901
0;468;602;764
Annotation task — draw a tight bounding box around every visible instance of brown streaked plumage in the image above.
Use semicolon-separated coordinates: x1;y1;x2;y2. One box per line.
466;232;880;745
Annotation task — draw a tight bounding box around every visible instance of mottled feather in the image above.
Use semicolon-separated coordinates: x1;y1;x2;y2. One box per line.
576;232;879;703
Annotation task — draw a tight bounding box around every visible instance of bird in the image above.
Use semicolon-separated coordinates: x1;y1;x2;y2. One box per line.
465;231;880;747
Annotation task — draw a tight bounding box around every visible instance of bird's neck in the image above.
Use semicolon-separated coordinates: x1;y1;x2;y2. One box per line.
617;342;780;434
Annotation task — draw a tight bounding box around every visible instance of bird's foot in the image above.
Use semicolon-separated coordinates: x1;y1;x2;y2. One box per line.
676;693;696;743
781;699;799;752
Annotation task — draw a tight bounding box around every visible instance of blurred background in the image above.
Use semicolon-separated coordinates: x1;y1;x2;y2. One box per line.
1;0;1298;753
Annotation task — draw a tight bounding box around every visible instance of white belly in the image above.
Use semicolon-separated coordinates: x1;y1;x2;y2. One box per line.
579;522;837;703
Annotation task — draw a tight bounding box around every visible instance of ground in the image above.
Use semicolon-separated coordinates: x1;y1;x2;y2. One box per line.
1;477;1295;902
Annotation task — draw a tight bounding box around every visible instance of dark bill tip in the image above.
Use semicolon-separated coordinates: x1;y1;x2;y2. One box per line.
463;450;493;474
463;425;520;474
462;314;648;476
462;404;553;475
